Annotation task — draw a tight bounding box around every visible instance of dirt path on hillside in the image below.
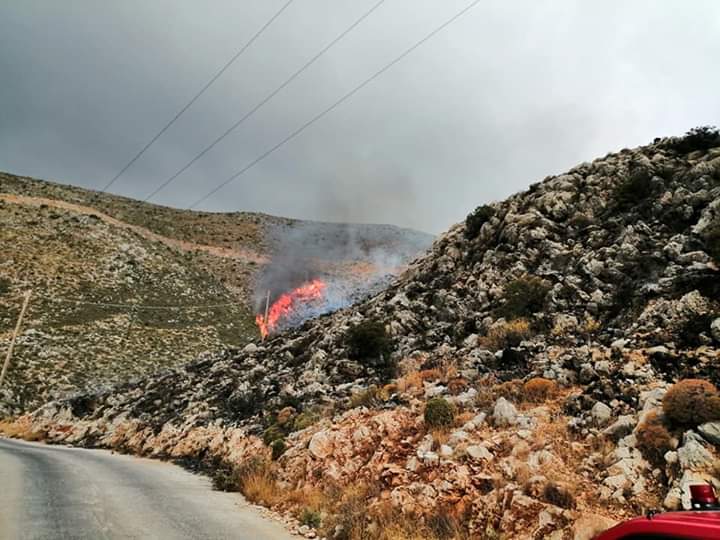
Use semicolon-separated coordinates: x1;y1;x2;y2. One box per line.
1;193;269;265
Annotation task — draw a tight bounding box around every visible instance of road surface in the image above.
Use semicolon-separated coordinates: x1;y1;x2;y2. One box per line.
0;438;294;539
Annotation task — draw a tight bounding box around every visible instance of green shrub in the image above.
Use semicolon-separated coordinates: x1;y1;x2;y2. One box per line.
300;508;321;529
635;415;673;467
662;379;720;425
498;276;551;319
345;320;396;380
292;411;319;431
345;320;392;360
614;167;653;209
465;205;496;239
667;126;720;153
270;439;286;460
424;397;455;428
262;424;285;446
0;277;10;296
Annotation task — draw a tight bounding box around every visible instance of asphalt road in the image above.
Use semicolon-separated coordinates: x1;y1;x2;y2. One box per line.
0;438;294;540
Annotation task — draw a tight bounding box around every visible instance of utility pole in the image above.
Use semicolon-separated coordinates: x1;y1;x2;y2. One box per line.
0;289;32;390
262;290;270;342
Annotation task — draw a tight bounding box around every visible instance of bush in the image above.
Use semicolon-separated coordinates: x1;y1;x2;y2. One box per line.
300;508;322;529
636;416;673;467
292;411;319;431
345;320;392;360
523;377;557;403
263;425;285;446
349;385;380;409
614;167;654;209
270;439;286;460
479;319;533;351
667;126;720;153
498;276;551;319
465;205;496;239
447;377;469;396
424;397;455;429
345;320;396;379
663;379;720;425
0;277;10;296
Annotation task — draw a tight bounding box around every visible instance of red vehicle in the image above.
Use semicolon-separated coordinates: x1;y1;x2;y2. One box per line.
596;485;720;539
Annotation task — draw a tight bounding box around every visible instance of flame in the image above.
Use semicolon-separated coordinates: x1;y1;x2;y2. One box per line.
256;279;326;338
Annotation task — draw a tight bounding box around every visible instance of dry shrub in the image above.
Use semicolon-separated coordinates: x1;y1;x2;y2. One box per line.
582;315;601;336
396;371;423;394
419;369;442;382
350;385;381;409
494;379;524;402
447;377;469;396
542;481;576;509
522;378;558;403
662;379;720;425
479;319;533;351
236;458;283;507
0;420;46;442
635;413;673;467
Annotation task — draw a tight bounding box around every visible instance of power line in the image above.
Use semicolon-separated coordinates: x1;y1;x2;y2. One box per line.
50;297;242;311
188;0;482;210
99;0;296;194
143;0;387;203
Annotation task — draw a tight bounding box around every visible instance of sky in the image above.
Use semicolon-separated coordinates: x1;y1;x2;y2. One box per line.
1;1;719;234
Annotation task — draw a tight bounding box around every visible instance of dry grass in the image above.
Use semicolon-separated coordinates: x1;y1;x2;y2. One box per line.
235;459;284;507
396;371;423;394
478;319;533;351
0;420;45;442
522;377;558;403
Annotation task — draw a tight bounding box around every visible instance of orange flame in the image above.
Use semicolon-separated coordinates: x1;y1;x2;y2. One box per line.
256;279;326;338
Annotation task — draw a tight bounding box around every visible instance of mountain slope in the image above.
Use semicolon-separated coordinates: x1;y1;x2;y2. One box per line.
0;172;433;415
7;129;720;539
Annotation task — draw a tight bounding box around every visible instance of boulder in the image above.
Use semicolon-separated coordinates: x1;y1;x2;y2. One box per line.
308;430;333;459
591;402;613;426
698;422;720;446
493;397;518;427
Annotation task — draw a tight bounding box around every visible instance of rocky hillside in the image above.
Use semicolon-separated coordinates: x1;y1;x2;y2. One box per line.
0;172;432;415
6;128;720;539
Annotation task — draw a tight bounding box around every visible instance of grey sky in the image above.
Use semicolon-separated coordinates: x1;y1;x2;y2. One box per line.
1;1;719;233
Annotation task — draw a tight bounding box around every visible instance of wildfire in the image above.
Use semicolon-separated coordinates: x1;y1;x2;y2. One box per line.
256;279;327;338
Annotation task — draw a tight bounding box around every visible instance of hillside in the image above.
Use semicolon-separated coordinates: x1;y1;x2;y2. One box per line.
0;172;433;415
5;128;720;539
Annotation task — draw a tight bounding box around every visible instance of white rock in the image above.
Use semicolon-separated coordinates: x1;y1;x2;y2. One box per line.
493;397;518;427
591;402;613;426
308;430;333;459
698;422;720;445
711;318;720;342
466;445;493;461
677;439;713;470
